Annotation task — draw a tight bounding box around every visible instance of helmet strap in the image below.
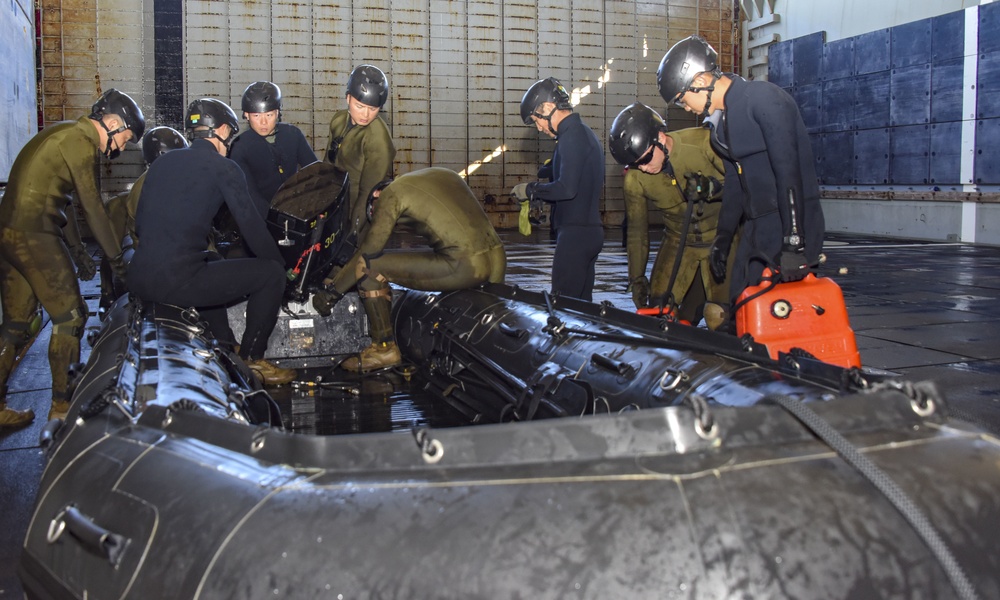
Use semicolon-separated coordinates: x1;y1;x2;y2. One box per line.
94;116;127;159
193;127;235;150
533;105;559;136
688;72;721;119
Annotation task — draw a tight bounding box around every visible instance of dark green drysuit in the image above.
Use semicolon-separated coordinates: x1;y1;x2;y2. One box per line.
327;167;506;343
624;127;734;325
325;109;396;243
0;117;122;405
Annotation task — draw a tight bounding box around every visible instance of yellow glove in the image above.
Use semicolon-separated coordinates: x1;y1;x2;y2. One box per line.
518;200;532;236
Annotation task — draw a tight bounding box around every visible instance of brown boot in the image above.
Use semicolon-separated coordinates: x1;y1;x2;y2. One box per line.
48;400;71;421
246;359;297;386
342;342;402;373
0;403;35;428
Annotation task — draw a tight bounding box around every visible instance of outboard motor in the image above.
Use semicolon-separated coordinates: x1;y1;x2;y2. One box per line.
266;161;353;302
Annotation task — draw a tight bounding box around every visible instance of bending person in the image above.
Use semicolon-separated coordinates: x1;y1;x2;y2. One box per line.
1;89;144;424
608;102;733;329
314;167;506;372
100;126;189;311
657;35;824;303
127;98;296;386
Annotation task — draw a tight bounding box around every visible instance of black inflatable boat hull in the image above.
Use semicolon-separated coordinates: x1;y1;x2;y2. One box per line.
18;292;1000;599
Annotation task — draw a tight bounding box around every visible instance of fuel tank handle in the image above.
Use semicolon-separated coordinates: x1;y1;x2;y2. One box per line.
47;505;129;567
590;353;637;378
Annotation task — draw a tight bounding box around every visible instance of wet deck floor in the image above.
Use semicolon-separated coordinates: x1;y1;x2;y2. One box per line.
3;228;1000;594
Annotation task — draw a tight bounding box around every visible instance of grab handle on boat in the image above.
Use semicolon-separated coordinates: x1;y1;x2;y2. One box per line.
590;353;636;378
498;322;527;340
47;505;129;567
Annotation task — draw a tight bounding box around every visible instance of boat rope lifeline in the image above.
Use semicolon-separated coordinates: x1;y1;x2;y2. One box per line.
763;393;979;600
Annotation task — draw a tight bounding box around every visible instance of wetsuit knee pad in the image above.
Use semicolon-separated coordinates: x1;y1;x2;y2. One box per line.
50;306;88;338
0;321;33;346
355;251;389;292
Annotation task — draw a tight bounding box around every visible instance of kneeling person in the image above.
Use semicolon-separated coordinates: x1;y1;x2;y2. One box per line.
127;98;296;386
315;167;507;372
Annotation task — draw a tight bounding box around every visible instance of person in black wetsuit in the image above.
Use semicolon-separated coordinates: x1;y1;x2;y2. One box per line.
657;35;825;304
127;98;296;386
511;77;604;302
229;81;318;214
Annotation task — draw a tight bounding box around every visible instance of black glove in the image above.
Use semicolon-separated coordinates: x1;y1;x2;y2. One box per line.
312;288;344;317
70;246;97;281
708;233;733;282
628;276;650;310
528;199;547;226
778;247;810;282
684;172;723;200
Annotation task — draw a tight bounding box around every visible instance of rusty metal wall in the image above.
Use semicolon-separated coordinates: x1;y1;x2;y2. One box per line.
37;0;738;225
1;0;37;181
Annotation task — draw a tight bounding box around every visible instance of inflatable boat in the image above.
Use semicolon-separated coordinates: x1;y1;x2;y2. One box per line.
18;281;1000;600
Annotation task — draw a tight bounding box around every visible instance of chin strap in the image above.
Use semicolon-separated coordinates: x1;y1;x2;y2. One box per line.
685;72;721;119
532;107;560;137
93;117;127;159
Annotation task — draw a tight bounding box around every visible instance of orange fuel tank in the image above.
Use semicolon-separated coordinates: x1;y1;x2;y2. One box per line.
735;271;861;368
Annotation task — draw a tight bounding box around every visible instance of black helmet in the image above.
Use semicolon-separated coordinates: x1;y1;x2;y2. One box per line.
657;35;719;105
346;65;389;108
520;77;573;125
241;81;282;114
141;126;189;166
608;103;666;166
90;89;146;141
90;89;145;158
185;98;240;146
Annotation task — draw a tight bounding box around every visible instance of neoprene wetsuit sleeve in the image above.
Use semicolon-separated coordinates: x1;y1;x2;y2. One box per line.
221;161;283;264
64;143;122;261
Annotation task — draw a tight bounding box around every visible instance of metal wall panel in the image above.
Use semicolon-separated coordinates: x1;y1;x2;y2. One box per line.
853;72;891;130
930;57;963;124
931;10;964;63
791;83;821;133
929;121;961;185
854;29;890;75
791;31;822;87
853;128;889;185
890;18;931;70
815;131;853;185
2;0;38;181
767;38;792;89
889;63;931;126
974;118;1000;184
820;37;853;82
979;0;1000;55
976;50;1000;119
889;124;930;185
821;78;853;132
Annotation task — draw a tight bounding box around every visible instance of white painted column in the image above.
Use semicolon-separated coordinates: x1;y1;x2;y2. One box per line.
960;6;979;242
